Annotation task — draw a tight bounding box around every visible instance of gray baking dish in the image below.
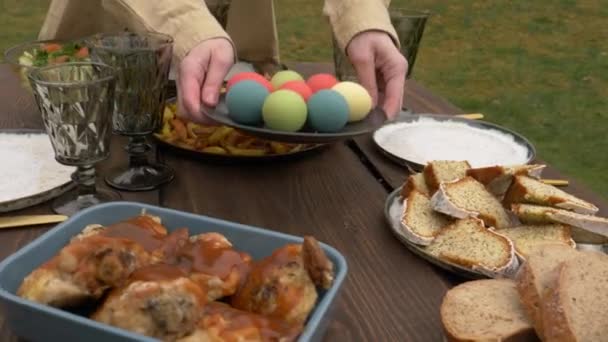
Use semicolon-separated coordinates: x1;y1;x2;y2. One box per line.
0;201;347;341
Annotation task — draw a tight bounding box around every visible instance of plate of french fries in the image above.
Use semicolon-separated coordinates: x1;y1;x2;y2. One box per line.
154;102;324;160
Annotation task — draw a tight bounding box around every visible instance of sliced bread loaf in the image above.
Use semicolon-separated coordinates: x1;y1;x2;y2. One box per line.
425;218;518;278
400;173;430;199
497;224;575;259
401;190;453;245
511;204;608;239
441;279;537;342
431;177;514;228
515;244;582;339
423;160;471;194
541;252;608;342
466;164;545;196
504;176;599;215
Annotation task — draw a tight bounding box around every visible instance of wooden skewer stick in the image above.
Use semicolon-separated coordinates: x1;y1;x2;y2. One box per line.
456;113;484;120
541;179;569;186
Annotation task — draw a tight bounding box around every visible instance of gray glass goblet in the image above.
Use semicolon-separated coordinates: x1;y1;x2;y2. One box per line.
86;31;175;191
28;62;121;215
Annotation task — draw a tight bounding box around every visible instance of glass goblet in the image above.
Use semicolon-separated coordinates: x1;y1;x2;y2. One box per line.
27;62;121;215
86;31;175;191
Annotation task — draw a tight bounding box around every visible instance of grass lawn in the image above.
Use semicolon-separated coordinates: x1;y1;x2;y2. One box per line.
2;1;606;198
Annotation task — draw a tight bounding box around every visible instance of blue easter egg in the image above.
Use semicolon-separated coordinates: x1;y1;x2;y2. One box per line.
306;90;349;133
226;80;269;125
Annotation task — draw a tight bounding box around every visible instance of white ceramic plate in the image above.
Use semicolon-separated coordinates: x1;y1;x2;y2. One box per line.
0;130;75;212
373;114;536;171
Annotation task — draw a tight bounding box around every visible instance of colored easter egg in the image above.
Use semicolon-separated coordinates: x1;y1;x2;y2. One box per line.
262;90;307;132
270;70;304;89
279;80;313;101
226;72;273;92
306;73;338;93
307;90;349;133
332;81;372;122
226;80;269;125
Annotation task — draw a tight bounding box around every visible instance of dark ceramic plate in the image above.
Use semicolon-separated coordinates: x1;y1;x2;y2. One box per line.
201;95;387;144
373;113;536;172
0;129;75;213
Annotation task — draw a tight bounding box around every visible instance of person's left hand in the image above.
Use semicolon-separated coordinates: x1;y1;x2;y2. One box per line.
346;31;408;119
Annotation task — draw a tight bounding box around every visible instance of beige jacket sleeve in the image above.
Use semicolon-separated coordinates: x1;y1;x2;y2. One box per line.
101;0;231;60
324;0;399;53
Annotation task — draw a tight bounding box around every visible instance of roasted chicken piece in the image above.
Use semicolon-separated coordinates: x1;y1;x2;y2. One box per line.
72;214;172;262
231;236;334;325
167;233;252;302
178;302;301;342
18;234;151;307
92;264;206;341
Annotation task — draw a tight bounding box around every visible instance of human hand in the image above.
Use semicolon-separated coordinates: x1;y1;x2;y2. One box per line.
346;31;408;119
177;38;234;123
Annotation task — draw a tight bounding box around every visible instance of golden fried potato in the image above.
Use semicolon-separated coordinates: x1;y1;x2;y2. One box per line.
157;104;312;157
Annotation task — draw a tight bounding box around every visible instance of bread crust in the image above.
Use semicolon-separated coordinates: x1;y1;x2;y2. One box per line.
400;197;435;246
540;263;578;342
424;163;442;194
515;262;545;339
400;174;429;199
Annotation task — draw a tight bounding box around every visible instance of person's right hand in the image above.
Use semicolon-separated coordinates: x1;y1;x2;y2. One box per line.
177;38;234;123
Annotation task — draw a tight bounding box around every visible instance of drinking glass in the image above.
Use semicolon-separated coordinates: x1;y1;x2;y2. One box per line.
86;32;175;191
332;9;430;113
28;62;120;215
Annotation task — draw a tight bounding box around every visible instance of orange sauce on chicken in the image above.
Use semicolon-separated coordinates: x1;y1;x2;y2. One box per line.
173;238;250;280
232;244;304;318
129;264;187;282
101;217;166;252
201;302;301;342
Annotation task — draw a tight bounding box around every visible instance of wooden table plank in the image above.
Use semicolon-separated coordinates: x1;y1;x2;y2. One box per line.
158;142;451;341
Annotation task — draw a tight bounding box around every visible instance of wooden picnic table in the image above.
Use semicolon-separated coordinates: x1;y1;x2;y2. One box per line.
0;62;606;342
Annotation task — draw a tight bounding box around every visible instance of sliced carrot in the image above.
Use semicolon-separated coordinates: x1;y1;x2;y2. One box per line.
43;43;62;53
75;47;89;58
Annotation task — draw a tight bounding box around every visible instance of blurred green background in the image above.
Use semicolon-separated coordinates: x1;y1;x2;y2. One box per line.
2;0;606;198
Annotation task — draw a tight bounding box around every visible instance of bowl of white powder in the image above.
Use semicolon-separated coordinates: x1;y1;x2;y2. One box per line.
373;114;535;170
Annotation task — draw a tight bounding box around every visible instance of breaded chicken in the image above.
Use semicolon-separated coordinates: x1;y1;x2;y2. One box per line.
18;235;151;307
178;302;301;342
231;236;334;325
92;264;206;341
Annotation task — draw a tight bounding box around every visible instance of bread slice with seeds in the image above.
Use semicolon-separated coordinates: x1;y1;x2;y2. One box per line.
515;244;582;339
441;279;537;342
541;251;608;342
466;164;545;197
431;177;514;228
400;173;430;199
400;190;453;245
511;204;608;240
423;160;471;194
497;224;575;259
425;218;518;278
504;175;598;215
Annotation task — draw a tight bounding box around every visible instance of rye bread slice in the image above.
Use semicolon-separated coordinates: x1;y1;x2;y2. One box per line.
541;252;608;342
400;190;453;245
504;176;598;215
400;173;430;199
431;177;514;228
466;164;545;197
515;244;581;339
441;279;537;342
425;218;518;278
423;160;471;194
511;204;608;240
497;224;575;260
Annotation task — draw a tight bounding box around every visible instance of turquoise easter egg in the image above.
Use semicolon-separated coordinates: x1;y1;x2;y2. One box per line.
307;90;349;133
226;80;269;125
